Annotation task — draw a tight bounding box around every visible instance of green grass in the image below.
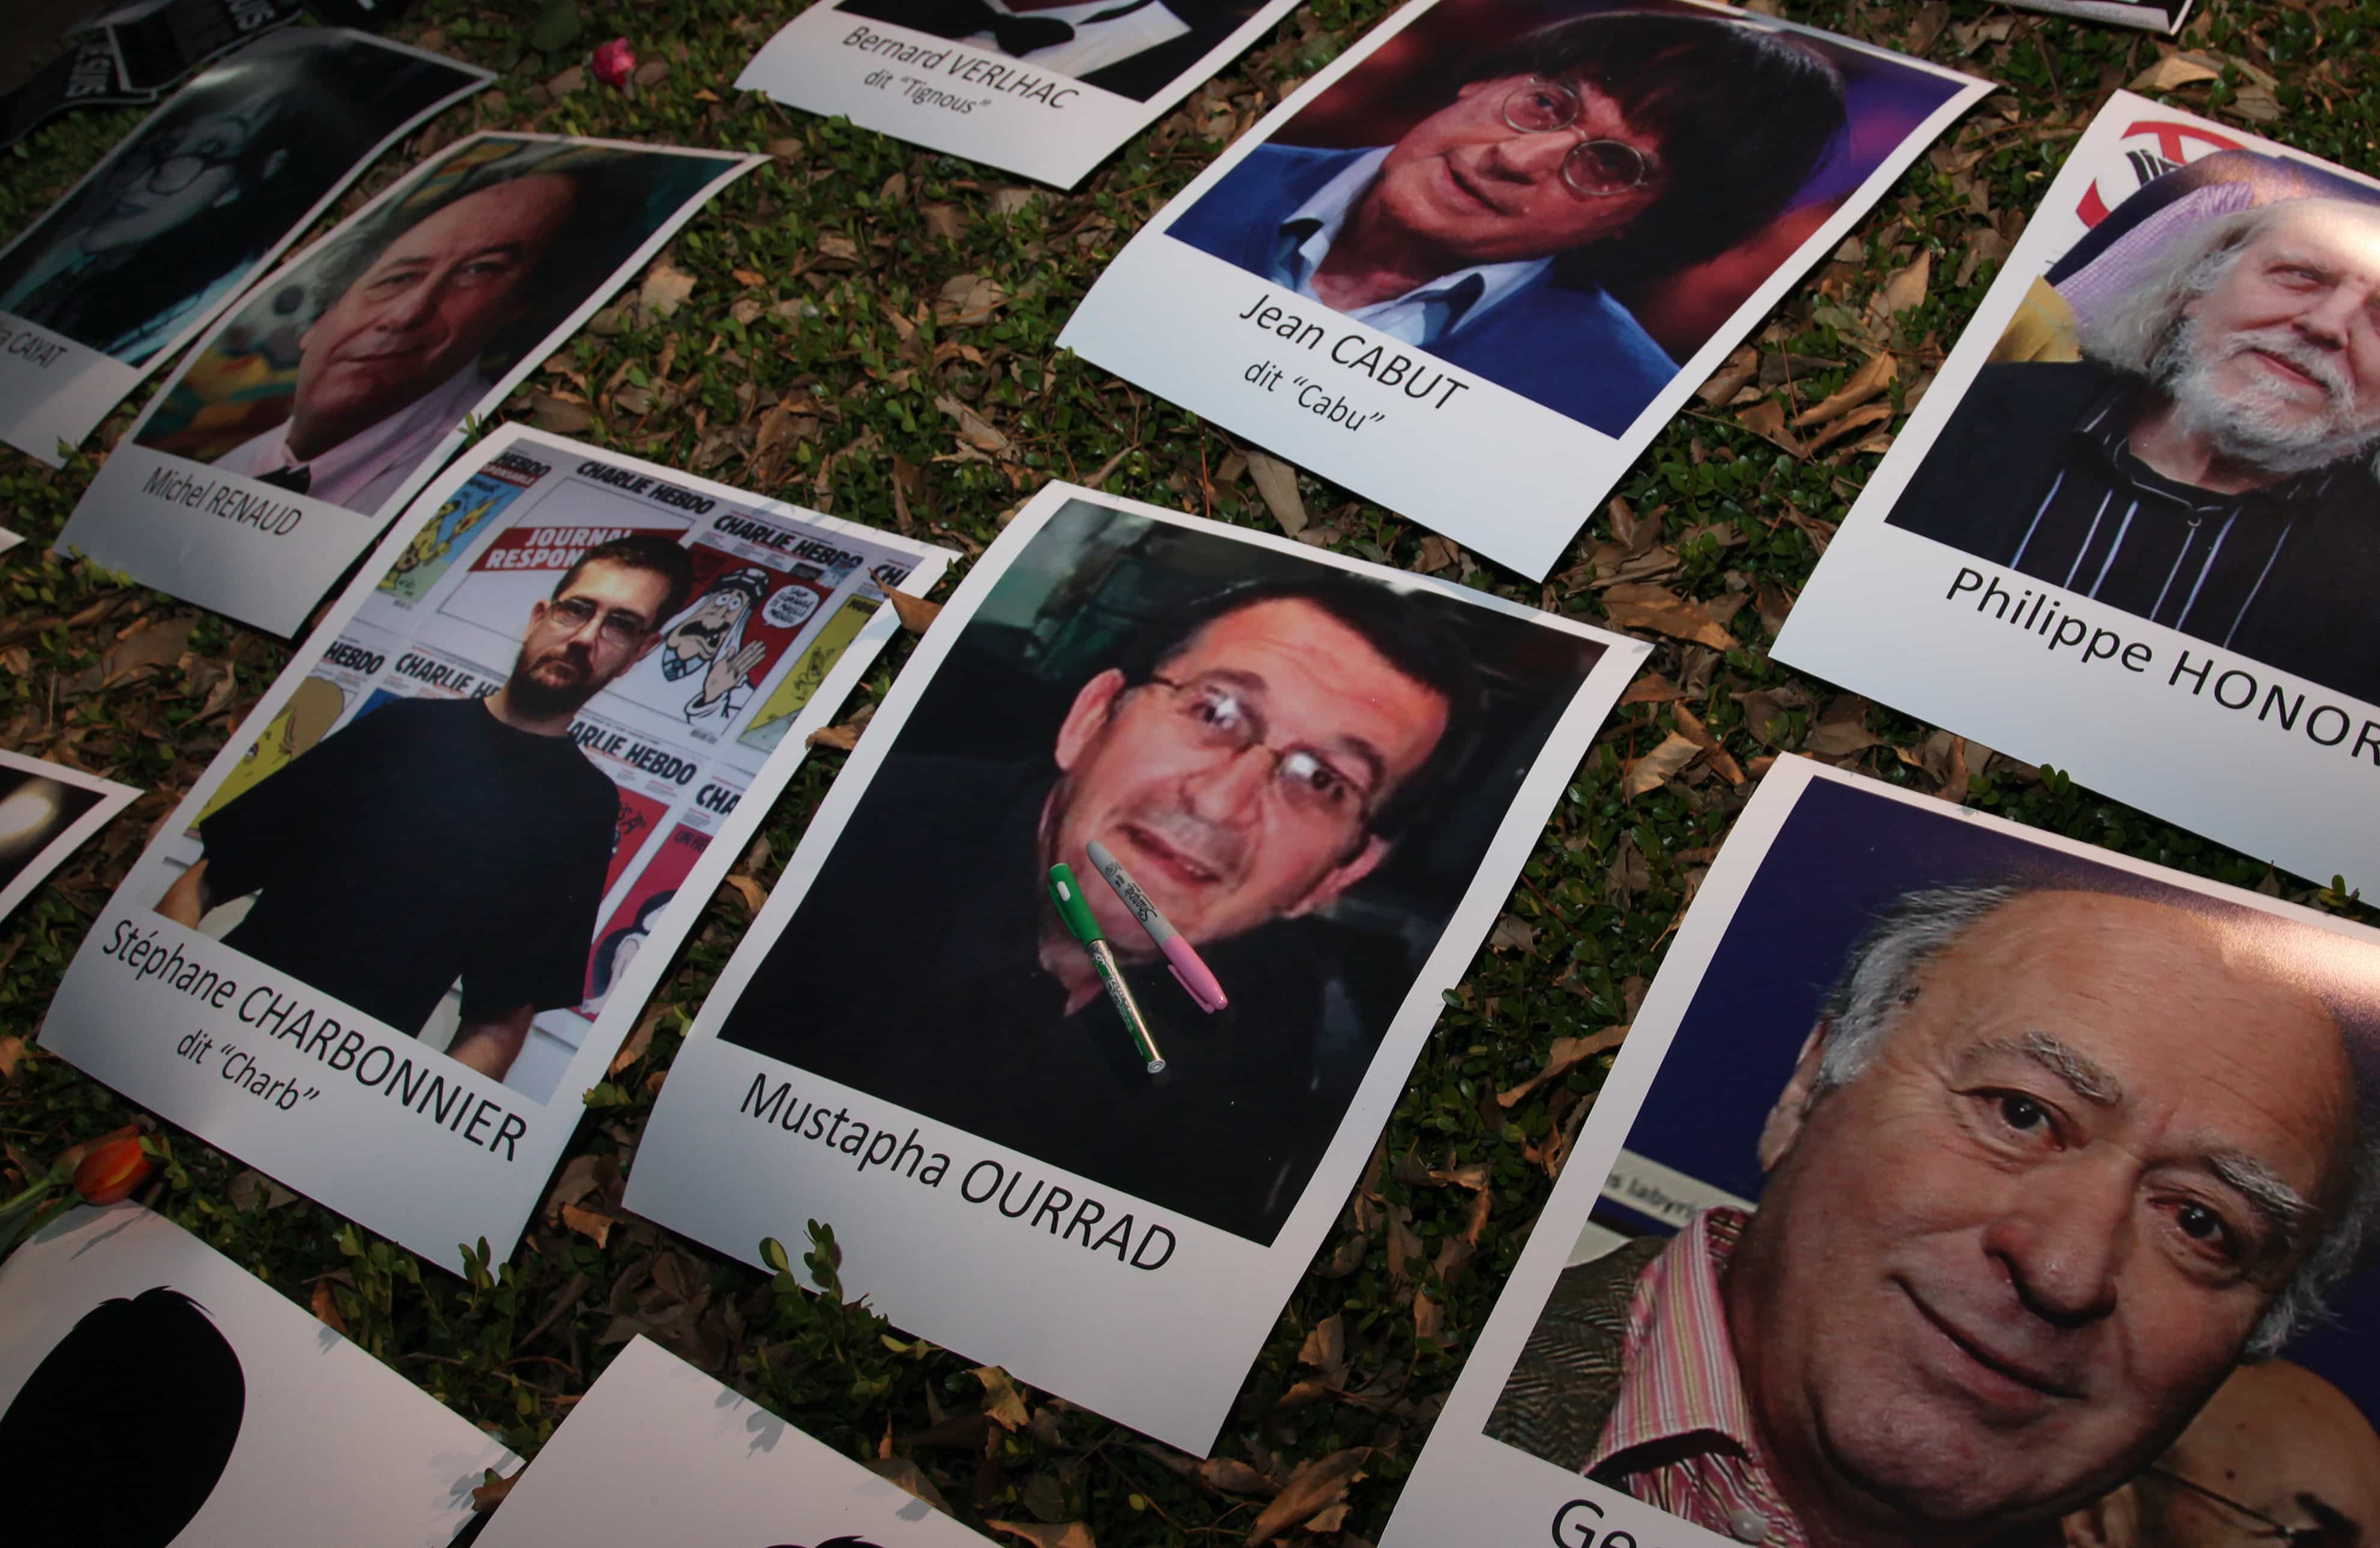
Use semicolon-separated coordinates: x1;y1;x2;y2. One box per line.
4;0;2379;1540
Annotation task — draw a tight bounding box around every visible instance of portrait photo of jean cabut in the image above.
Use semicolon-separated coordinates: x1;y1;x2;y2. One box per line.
1164;0;1973;436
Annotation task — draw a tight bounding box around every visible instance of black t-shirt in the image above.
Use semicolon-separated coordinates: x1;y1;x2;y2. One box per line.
718;752;1404;1244
202;696;620;1034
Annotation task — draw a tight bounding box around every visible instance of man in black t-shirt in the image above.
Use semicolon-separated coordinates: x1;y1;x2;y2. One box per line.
160;534;695;1081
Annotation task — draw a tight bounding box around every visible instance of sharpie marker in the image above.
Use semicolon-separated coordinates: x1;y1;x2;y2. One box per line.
1084;839;1229;1013
1047;864;1165;1075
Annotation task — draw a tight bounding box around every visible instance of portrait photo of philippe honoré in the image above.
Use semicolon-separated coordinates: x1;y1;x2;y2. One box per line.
157;535;697;1086
719;501;1607;1242
831;0;1265;101
1487;775;2380;1548
1164;0;1972;436
132;137;736;517
1889;152;2380;704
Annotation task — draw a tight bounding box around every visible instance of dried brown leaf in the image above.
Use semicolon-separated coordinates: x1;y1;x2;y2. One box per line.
1600;585;1735;650
1244;450;1306;537
882;588;942;634
1623;732;1703;797
934;272;1008;325
310;1278;348;1335
1736;397;1807;457
1198;1456;1278;1496
974;1366;1032;1432
2132;51;2223;91
1879;250;1932;317
637;260;697;319
1496;1025;1629;1107
1793;351;1898;428
1242;1449;1370;1544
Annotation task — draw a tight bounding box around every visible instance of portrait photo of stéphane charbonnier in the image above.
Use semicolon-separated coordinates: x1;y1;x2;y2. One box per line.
1489;774;2380;1548
1165;0;1972;437
717;501;1609;1243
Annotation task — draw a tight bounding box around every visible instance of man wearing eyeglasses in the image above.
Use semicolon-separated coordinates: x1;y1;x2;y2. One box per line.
716;572;1482;1242
1167;9;1846;435
2064;1359;2380;1548
159;535;696;1082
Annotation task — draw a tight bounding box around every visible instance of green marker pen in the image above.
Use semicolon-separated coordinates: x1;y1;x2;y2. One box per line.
1048;863;1166;1075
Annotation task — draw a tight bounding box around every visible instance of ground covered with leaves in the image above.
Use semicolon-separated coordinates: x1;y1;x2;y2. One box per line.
4;0;2378;1540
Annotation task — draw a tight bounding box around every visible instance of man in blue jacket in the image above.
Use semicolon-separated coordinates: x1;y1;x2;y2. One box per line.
1166;9;1846;436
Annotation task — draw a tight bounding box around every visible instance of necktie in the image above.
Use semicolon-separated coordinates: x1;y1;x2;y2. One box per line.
253;463;312;495
904;0;1157;53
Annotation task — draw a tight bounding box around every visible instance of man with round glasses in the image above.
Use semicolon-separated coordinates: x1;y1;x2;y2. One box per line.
1168;7;1847;435
716;570;1482;1241
2061;1358;2380;1548
160;534;695;1083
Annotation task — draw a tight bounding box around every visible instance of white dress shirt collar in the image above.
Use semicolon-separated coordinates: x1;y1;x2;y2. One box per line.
1269;146;1548;349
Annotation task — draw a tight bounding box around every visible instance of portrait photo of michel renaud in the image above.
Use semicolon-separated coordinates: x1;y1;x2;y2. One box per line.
1488;774;2380;1548
717;501;1607;1242
130;137;734;517
0;30;482;369
1164;0;1972;436
156;534;698;1088
1890;151;2380;704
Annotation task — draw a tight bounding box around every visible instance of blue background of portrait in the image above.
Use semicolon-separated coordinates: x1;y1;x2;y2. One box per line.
1597;774;2380;1417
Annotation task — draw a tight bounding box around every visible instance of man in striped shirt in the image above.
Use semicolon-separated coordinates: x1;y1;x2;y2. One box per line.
1891;198;2380;703
1489;884;2377;1548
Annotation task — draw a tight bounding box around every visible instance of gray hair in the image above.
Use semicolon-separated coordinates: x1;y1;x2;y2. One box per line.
1810;882;2380;1357
2073;203;2282;378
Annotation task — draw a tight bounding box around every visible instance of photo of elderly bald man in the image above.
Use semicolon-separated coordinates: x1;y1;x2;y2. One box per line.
1485;768;2380;1548
1165;0;1973;435
130;135;747;517
1889;163;2380;704
717;499;1616;1242
157;534;696;1084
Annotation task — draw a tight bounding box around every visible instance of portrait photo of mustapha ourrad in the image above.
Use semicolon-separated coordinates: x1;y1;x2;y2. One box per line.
1888;150;2380;705
1164;0;1974;436
155;533;699;1087
1486;772;2380;1548
718;500;1610;1243
830;0;1265;101
0;29;484;369
131;135;738;517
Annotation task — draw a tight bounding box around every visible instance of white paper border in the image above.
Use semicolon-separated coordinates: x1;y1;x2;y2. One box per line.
53;131;766;637
0;28;493;465
624;480;1649;1452
39;423;953;1269
1058;0;1992;577
735;0;1303;188
1774;93;2380;894
0;747;140;921
1381;754;2380;1546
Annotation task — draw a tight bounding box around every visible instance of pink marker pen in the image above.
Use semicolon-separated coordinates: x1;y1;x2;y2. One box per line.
1084;839;1229;1013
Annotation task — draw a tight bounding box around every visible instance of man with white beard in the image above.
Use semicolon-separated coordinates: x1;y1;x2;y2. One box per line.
1889;197;2380;700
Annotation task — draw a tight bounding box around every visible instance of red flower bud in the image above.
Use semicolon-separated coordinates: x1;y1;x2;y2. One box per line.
72;1137;152;1206
591;38;636;89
